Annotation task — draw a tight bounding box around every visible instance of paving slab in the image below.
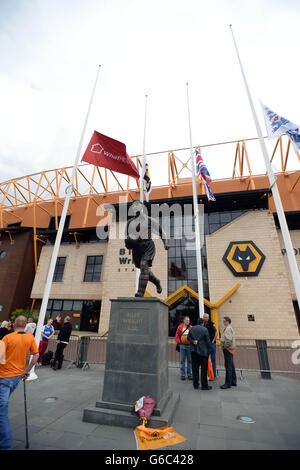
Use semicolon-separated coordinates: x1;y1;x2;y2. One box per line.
7;364;300;450
197;435;227;450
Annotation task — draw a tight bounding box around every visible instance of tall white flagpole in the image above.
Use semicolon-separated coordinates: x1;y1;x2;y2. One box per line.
229;24;300;311
140;94;148;203
28;65;101;380
186;83;205;318
135;94;148;292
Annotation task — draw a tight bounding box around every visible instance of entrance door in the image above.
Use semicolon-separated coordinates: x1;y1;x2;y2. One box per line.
80;300;101;332
169;293;210;336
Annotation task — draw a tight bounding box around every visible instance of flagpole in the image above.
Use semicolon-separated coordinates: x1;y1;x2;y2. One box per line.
186;83;205;318
28;65;101;380
229;24;300;311
140;94;148;203
135;94;148;292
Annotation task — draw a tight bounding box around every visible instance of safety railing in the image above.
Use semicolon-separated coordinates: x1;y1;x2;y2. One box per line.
45;335;300;377
164;338;300;378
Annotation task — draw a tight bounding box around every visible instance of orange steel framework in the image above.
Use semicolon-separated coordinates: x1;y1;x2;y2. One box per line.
0;135;299;274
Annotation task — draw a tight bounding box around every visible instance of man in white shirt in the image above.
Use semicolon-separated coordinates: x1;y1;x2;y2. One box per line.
24;317;36;335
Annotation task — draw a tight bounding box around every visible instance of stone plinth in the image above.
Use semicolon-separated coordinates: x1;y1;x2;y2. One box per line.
83;297;179;428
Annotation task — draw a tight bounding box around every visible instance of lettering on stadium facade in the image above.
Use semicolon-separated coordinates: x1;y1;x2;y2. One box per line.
118;248;135;272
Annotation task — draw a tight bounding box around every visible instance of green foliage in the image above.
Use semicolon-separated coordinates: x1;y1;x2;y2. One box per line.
10;308;39;324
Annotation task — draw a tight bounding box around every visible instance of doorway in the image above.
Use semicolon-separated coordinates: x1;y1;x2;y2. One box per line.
80;300;101;332
168;292;210;336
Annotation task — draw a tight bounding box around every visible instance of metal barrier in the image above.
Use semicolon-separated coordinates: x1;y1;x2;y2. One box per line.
169;338;300;378
46;335;300;377
85;336;107;365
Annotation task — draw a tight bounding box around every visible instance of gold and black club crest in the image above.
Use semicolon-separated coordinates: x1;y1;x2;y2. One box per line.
222;241;265;277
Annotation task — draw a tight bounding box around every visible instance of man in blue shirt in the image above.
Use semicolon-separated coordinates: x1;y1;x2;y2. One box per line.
37;318;54;366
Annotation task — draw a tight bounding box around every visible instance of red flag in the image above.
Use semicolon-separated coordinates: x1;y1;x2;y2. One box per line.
82;131;140;180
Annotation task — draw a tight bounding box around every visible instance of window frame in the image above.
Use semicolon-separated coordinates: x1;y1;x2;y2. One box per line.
83;255;103;283
53;256;67;283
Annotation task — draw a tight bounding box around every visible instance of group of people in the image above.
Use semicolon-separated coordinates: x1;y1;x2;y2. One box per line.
0;316;37;340
37;316;72;370
0;313;73;450
176;314;236;390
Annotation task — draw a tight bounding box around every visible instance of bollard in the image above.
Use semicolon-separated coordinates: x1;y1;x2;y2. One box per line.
76;336;90;369
256;339;271;379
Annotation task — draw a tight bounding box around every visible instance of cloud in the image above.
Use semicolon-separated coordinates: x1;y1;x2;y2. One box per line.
0;0;299;184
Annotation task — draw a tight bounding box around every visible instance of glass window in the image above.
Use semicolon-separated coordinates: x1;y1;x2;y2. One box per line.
187;280;198;292
220;212;232;223
185;248;196;257
175;246;183;257
209;223;221;234
186;257;197;268
63;300;73;311
53;257;66;282
176;280;186;290
53;300;63;310
208;212;220;223
73;300;83;311
183;214;193;226
187;268;197;279
168;238;176;247
84;256;103;282
232;210;243;219
203;280;210;300
168;280;176;293
168;247;176;257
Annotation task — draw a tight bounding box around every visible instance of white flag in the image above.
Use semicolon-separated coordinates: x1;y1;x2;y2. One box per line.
261;102;300;152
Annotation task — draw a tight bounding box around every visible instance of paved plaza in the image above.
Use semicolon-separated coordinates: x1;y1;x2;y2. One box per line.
9;364;300;451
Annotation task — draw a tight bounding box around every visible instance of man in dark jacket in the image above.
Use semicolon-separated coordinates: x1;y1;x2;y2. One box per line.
52;316;72;371
203;313;218;378
187;318;212;391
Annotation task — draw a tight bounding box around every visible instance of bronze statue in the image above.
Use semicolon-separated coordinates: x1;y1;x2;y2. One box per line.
125;200;169;297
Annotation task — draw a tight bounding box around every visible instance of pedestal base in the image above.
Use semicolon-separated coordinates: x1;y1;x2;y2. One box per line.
83;297;180;428
83;391;180;428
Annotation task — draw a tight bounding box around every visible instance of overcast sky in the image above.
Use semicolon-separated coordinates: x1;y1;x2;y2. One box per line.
0;0;299;188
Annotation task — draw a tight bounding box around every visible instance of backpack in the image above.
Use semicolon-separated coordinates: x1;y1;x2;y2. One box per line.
42;350;53;366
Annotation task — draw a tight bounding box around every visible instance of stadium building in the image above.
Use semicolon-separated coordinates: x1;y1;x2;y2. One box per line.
0;136;299;339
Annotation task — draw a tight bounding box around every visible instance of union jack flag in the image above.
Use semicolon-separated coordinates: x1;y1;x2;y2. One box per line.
195;148;216;201
195;148;212;184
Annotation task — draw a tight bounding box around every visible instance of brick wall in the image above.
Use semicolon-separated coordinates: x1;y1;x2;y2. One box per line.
0;229;41;321
31;242;107;300
277;229;300;300
206;210;299;339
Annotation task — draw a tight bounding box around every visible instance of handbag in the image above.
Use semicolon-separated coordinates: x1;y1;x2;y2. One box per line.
175;327;189;352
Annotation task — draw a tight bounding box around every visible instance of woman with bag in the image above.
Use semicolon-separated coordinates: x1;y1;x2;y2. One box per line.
175;316;192;381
